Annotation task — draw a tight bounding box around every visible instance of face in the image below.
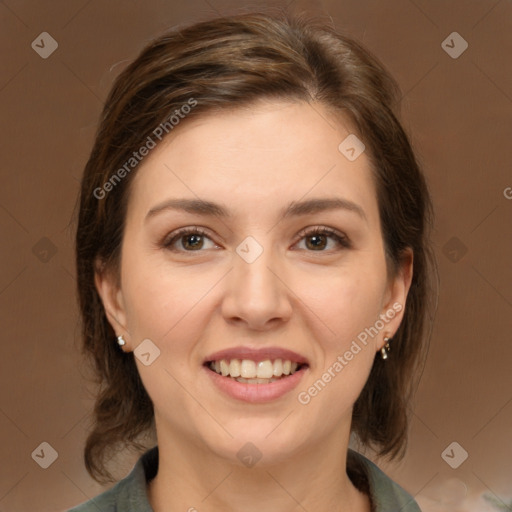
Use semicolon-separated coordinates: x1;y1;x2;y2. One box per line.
96;100;412;467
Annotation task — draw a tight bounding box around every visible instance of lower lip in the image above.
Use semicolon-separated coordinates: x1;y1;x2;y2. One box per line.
204;366;307;403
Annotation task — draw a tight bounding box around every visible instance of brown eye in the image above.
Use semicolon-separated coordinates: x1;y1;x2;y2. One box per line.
297;227;351;252
163;227;217;252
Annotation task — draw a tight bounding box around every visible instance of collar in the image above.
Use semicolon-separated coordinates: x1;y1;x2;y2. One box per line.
71;445;420;512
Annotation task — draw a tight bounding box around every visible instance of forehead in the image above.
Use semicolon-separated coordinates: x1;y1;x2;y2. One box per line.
127;100;379;226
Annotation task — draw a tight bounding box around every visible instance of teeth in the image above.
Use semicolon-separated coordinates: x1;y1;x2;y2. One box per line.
229;359;241;377
240;360;256;378
273;359;283;377
209;358;303;379
256;360;274;379
236;377;280;384
220;360;229;377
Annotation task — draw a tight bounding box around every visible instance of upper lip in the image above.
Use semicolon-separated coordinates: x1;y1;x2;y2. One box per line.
204;347;309;365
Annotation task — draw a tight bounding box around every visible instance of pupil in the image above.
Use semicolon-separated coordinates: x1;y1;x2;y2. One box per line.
185;234;202;249
307;235;326;250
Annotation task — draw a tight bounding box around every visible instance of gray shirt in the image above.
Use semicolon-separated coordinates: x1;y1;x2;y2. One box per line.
68;447;421;512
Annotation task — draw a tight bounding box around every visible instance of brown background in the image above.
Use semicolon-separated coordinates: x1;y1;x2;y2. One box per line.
0;0;511;511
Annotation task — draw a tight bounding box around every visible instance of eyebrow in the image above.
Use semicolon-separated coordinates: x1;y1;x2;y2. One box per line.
146;197;367;222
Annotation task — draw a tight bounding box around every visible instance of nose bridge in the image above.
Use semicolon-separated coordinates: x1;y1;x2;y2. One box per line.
234;234;280;297
223;233;291;326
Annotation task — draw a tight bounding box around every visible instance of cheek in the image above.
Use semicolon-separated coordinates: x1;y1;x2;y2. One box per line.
120;250;212;345
294;271;383;423
305;264;386;344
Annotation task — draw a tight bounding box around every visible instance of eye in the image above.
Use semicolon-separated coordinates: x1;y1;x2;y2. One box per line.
295;226;351;251
163;227;218;252
162;225;351;253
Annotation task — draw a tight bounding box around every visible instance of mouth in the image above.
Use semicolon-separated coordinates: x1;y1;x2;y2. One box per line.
205;358;309;384
203;347;309;402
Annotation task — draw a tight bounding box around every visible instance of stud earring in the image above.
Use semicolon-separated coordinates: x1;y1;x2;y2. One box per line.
380;336;391;360
117;335;126;347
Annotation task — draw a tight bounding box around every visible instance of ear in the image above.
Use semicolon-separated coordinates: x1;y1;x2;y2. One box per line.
94;258;131;350
377;248;414;351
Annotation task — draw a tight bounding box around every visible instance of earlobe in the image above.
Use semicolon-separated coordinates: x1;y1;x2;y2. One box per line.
378;248;414;351
94;261;130;346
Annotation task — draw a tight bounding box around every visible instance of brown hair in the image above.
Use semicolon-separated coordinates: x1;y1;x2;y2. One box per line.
75;9;437;484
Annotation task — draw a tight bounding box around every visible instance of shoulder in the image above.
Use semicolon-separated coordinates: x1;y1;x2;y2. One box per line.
349;449;422;512
67;447;158;512
68;484;120;512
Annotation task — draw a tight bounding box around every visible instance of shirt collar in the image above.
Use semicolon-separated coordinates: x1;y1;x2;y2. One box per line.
114;445;420;512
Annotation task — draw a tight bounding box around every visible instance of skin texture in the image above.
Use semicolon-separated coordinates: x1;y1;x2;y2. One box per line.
95;100;413;512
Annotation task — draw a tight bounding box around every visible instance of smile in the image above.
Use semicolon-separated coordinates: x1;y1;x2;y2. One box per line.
207;358;305;383
203;347;309;402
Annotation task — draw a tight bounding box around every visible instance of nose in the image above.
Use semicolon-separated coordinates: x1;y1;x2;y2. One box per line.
221;240;292;331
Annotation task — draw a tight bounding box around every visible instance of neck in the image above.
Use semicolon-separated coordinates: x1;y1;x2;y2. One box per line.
147;429;370;512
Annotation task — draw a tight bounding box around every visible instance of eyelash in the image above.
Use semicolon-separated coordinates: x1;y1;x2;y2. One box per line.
162;225;351;253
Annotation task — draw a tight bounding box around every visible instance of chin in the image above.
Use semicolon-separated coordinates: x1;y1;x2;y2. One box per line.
199;422;308;468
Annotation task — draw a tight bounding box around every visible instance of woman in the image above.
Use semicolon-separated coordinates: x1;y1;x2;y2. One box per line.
70;9;436;512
